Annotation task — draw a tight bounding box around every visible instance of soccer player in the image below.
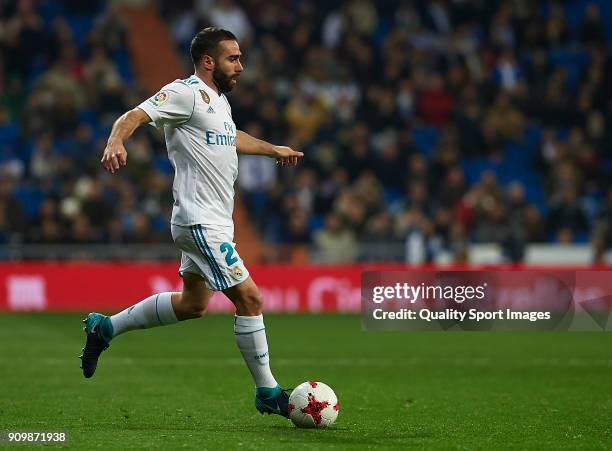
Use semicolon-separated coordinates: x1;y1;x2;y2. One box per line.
79;27;303;419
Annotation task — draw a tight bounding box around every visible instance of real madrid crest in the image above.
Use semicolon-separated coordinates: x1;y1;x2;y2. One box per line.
232;265;244;280
199;90;210;104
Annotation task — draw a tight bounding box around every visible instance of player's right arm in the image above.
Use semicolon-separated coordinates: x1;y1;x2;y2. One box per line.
101;81;194;173
101;108;151;173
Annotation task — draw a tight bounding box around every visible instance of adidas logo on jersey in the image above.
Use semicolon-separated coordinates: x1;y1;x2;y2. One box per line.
207;106;215;114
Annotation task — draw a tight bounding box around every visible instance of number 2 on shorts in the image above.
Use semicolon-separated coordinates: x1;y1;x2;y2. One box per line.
220;242;238;265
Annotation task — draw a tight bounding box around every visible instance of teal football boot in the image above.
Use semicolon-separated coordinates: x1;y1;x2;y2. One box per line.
255;385;291;418
79;313;113;378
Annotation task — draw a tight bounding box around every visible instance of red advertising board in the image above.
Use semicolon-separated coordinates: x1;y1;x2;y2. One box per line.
0;262;610;313
0;262;407;312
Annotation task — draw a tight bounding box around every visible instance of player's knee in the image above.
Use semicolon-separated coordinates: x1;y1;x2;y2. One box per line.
240;289;263;315
178;292;208;319
189;304;207;318
182;302;207;319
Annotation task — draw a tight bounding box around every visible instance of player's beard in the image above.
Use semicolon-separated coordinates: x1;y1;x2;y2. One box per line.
213;67;236;93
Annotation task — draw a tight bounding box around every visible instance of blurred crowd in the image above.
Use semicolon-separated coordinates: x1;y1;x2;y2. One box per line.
1;0;174;248
1;0;612;263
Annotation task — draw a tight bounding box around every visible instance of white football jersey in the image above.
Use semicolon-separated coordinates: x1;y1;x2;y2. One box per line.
137;74;238;227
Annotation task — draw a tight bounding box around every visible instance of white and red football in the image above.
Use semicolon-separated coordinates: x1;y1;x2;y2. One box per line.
288;381;339;428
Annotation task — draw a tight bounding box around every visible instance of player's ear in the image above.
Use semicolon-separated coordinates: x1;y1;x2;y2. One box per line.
202;54;215;71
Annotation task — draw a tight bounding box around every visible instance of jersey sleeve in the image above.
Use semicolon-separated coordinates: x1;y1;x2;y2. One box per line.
137;81;195;128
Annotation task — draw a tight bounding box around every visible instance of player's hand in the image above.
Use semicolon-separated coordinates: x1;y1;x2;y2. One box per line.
273;146;304;167
101;139;128;174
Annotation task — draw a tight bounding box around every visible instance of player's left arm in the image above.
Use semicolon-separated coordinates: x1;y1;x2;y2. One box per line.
236;130;303;167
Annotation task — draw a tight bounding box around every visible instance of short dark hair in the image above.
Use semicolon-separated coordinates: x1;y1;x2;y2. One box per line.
190;27;237;65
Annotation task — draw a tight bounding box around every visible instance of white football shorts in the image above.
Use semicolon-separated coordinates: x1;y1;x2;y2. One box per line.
171;224;249;291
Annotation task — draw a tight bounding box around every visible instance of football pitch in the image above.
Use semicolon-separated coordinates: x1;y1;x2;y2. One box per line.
1;313;611;450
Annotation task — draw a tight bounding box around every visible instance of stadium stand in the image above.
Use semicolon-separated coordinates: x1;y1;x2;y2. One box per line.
1;0;612;264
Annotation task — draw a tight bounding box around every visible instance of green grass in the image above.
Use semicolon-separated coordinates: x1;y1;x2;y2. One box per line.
1;313;611;450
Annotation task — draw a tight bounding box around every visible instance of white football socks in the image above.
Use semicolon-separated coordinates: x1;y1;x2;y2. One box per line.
234;314;278;388
110;292;179;338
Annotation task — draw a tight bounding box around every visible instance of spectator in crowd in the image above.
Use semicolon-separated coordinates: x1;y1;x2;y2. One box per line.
0;175;26;244
313;212;358;263
547;187;589;241
593;187;612;262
